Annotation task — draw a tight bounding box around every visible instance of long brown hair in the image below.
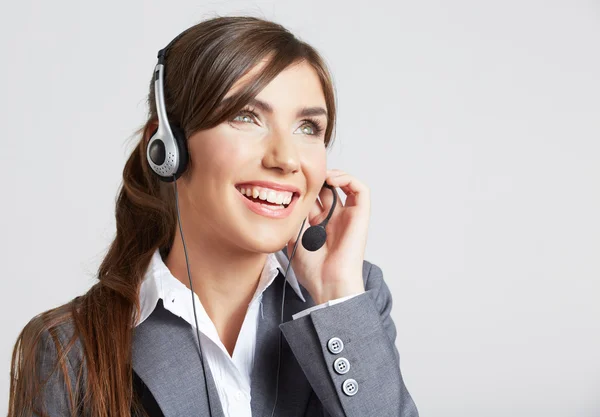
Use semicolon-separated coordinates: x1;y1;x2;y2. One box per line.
8;15;337;417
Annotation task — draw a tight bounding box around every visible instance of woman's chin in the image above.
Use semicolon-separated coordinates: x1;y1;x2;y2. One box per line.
234;230;290;254
254;238;289;254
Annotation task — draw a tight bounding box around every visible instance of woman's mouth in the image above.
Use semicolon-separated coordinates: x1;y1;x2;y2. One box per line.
235;185;299;218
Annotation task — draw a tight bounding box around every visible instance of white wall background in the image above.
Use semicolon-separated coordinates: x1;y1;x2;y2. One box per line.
1;1;598;415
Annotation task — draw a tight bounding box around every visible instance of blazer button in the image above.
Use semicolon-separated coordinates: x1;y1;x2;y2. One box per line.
342;378;359;396
333;357;350;375
327;337;344;354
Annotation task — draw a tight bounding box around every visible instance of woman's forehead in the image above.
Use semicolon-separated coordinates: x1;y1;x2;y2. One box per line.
224;60;326;112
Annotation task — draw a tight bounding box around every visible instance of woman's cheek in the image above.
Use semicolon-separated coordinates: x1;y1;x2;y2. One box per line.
303;149;327;187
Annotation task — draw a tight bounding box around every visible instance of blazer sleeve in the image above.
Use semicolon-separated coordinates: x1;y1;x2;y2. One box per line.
279;261;419;417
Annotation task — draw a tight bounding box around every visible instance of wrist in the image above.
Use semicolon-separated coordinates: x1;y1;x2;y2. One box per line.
313;279;365;305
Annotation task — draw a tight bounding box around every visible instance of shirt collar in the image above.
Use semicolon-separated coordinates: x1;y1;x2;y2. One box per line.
136;248;305;327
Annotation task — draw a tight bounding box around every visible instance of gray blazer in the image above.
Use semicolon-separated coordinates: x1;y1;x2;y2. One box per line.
33;259;419;416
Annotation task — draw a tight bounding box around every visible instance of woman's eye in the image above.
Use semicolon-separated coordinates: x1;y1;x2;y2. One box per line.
295;120;324;137
298;124;314;135
232;112;255;124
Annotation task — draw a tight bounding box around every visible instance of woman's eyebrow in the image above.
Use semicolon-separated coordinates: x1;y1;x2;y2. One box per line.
220;96;327;118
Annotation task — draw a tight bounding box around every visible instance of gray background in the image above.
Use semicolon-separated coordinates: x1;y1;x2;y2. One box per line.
1;1;599;416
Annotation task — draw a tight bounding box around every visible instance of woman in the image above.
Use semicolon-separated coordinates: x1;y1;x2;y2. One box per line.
8;16;418;417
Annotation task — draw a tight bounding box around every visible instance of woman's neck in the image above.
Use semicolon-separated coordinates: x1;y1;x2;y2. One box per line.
164;229;268;356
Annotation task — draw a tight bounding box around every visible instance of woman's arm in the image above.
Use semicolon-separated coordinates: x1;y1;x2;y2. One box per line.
279;261;419;417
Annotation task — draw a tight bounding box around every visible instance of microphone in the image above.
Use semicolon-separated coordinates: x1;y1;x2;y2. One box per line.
301;182;337;251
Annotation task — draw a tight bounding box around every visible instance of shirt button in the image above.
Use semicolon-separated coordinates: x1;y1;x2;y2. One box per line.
333;357;350;375
327;337;344;354
235;390;244;401
342;378;359;396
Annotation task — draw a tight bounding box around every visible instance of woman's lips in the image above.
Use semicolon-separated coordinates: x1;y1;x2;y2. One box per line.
236;188;298;219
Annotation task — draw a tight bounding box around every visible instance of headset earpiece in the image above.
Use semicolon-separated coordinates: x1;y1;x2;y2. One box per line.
169;123;189;179
145;48;189;183
146;123;188;182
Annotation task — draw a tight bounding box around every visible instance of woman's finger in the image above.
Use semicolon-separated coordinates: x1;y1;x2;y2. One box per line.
325;172;370;208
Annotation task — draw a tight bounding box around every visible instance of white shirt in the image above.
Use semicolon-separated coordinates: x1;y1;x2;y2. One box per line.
136;248;357;417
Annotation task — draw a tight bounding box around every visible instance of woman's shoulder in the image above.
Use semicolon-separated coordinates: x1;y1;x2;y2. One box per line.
9;299;88;416
21;299;86;372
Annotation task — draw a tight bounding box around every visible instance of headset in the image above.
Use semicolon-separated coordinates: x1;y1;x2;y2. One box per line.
146;31;337;416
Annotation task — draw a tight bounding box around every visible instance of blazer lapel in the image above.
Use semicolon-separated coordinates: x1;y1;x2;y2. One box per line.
132;299;225;417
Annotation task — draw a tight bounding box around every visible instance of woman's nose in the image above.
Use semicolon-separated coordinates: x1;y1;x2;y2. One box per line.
261;130;300;174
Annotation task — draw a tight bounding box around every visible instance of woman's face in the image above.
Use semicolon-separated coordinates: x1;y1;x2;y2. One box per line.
181;60;328;254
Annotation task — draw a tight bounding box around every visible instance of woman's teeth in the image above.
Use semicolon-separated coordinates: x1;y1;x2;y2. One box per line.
237;186;294;206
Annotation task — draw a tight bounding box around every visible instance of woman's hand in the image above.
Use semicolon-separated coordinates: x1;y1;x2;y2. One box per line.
286;169;371;304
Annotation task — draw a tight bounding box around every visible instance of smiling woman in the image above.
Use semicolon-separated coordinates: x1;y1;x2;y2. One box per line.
180;59;330;249
8;15;418;417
